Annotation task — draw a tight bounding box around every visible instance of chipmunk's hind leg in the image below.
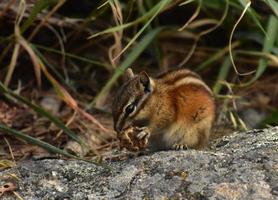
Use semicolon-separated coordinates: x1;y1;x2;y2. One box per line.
169;123;211;150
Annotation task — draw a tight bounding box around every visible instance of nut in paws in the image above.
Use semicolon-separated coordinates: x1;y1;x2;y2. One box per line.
117;126;150;151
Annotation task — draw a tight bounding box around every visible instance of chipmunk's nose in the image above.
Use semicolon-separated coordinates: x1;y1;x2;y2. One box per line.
114;119;132;133
114;121;122;133
114;118;126;132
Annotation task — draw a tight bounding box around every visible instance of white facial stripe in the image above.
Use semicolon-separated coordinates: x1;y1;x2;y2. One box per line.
150;78;155;89
116;99;134;131
174;77;213;95
123;100;133;112
128;105;137;116
130;95;146;118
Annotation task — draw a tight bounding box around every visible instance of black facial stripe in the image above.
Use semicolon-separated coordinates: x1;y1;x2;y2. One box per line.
144;86;151;93
125;104;135;114
125;98;140;114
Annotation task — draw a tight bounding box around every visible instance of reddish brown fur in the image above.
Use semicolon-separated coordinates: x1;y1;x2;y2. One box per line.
169;84;215;124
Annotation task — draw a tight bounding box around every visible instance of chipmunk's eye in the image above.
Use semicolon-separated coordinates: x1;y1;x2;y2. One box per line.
125;103;136;115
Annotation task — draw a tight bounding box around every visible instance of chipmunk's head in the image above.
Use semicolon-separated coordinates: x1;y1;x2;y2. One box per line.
112;68;154;132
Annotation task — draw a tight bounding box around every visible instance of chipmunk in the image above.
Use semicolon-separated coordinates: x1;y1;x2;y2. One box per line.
112;68;215;151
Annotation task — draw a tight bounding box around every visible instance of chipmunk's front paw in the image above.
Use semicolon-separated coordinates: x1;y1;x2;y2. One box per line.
136;127;150;139
172;143;188;150
135;127;150;148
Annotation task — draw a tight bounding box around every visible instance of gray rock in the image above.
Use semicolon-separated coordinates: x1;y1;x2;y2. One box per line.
1;127;278;200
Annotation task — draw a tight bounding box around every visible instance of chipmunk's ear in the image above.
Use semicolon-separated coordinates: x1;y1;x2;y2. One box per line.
123;68;135;82
139;71;152;93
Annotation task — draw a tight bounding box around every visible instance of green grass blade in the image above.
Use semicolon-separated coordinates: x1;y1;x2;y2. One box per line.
32;45;80;95
88;0;170;39
0;123;77;159
32;45;65;82
136;1;161;67
196;41;240;71
265;0;278;17
114;0;171;60
180;0;195;6
246;15;278;85
0;81;85;147
87;27;164;108
20;0;58;34
32;43;111;69
238;0;267;36
0;123;99;164
213;56;232;94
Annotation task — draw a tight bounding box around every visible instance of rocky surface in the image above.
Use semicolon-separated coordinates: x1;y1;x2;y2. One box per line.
1;127;278;200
